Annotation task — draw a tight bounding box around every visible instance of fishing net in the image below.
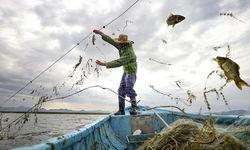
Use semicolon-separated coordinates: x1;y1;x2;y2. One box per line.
138;118;250;150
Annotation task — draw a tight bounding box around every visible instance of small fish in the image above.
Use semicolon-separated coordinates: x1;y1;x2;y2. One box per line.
92;34;96;45
220;12;245;23
149;58;172;65
74;56;83;70
30;90;35;94
123;20;133;31
220;12;233;17
214;56;249;90
162;40;167;44
213;46;222;51
175;80;182;89
166;13;185;27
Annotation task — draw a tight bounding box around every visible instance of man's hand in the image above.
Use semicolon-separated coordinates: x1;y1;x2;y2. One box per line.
96;60;106;66
93;29;104;35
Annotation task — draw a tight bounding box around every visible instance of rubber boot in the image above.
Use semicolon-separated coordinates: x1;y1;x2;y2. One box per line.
114;104;125;115
129;100;137;115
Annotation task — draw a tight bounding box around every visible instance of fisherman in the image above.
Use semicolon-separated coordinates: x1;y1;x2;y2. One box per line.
93;29;137;115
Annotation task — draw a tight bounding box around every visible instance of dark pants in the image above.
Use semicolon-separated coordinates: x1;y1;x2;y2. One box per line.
118;73;137;110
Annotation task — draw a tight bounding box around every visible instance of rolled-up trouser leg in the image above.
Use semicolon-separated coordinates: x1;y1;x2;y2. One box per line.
118;73;126;111
124;73;137;115
125;73;137;101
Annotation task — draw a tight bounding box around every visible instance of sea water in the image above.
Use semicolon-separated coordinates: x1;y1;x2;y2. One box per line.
0;113;105;150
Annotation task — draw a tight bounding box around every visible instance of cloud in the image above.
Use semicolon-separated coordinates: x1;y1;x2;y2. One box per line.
0;0;250;113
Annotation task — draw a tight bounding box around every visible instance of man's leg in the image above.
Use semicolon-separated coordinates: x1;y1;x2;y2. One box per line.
125;74;137;115
115;73;126;115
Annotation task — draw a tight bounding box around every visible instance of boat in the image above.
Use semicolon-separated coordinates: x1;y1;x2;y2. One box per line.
13;106;250;150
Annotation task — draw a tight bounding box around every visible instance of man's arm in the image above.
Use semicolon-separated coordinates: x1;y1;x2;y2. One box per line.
105;54;135;68
93;29;119;48
96;54;136;68
96;60;106;66
93;29;104;36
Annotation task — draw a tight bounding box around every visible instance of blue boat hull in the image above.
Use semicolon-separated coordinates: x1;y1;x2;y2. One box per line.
13;106;250;150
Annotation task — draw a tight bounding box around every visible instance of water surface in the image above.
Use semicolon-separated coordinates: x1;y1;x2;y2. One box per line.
0;113;106;150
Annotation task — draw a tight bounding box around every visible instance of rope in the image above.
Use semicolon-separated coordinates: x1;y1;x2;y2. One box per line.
0;0;140;107
153;109;171;128
146;106;205;123
102;0;140;28
46;85;137;106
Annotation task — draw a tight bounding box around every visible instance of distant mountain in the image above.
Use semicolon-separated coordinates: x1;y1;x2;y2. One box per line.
46;109;73;112
0;106;76;112
243;110;250;115
80;109;110;113
213;109;250;115
0;106;111;113
0;106;46;112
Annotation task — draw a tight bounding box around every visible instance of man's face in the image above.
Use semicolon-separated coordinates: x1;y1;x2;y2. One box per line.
119;43;129;47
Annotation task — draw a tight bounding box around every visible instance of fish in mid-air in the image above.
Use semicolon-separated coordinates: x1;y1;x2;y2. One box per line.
166;14;185;27
214;56;249;90
162;39;167;44
92;34;96;45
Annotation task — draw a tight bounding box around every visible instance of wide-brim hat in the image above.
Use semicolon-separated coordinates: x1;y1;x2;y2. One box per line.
114;34;130;43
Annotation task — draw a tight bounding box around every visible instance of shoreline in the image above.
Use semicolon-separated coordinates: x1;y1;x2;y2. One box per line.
0;111;110;115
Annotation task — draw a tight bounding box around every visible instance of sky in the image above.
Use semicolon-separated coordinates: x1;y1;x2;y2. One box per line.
0;0;250;113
